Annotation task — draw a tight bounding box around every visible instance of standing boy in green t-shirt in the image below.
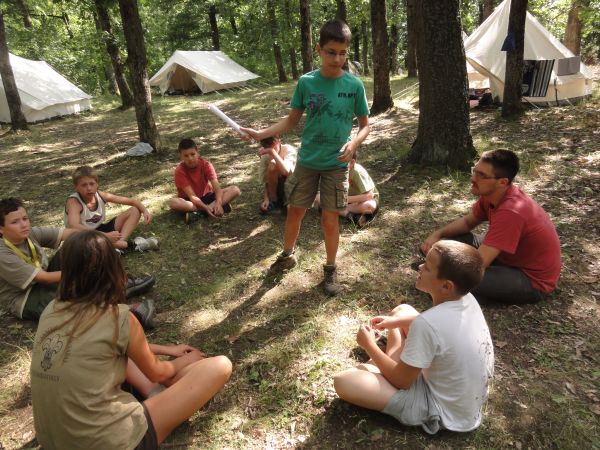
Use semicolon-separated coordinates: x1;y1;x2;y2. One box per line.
241;19;370;295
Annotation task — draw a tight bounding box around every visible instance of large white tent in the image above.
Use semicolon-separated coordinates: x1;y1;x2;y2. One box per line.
150;51;260;95
464;0;593;104
0;53;91;123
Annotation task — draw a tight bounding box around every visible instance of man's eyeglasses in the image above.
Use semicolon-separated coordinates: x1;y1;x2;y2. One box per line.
470;167;499;180
322;48;348;59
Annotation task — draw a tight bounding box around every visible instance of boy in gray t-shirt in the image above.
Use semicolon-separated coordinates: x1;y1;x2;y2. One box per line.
334;241;494;434
0;198;155;324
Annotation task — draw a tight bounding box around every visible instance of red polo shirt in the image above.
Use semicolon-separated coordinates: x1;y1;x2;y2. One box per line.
472;184;561;293
174;159;217;199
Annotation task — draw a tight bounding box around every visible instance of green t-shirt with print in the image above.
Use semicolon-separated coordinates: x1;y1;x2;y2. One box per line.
290;70;369;170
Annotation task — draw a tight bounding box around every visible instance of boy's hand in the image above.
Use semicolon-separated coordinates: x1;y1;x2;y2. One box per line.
370;315;398;330
257;147;276;158
199;203;216;218
105;231;122;243
239;127;261;142
337;141;356;163
260;198;270;211
356;324;378;350
142;209;152;225
420;232;441;255
169;344;205;358
213;203;224;217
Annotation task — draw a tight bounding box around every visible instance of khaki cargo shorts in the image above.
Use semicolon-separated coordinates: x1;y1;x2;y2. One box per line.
285;164;349;212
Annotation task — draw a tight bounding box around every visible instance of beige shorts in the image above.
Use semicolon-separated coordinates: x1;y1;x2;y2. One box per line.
285;164;349;211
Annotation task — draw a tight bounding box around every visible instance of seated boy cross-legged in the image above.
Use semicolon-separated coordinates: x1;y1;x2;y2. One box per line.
64;166;159;253
168;138;241;224
334;241;494;434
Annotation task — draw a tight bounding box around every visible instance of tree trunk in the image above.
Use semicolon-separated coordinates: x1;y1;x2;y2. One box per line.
267;0;287;82
408;0;475;169
563;0;589;55
336;0;347;23
118;0;161;150
95;0;134;109
353;28;360;63
299;0;313;73
389;0;400;75
0;14;28;130
406;0;418;77
370;0;393;114
284;0;299;79
229;16;238;35
15;0;32;28
482;0;495;23
62;13;74;38
209;5;220;50
502;0;528;118
361;20;369;75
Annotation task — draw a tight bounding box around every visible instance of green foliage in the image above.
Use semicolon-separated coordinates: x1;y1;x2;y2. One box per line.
2;0;598;97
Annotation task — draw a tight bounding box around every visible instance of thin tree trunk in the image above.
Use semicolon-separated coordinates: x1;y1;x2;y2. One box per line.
118;0;161;150
370;0;393;114
502;0;528;118
267;0;287;82
408;0;475;169
563;0;589;55
209;5;220;50
406;0;418;77
353;28;360;63
482;0;495;23
299;0;313;73
284;0;299;79
229;16;238;35
361;20;369;75
62;13;74;38
93;11;119;95
0;14;28;130
336;0;347;23
389;0;400;75
15;0;32;28
95;0;134;109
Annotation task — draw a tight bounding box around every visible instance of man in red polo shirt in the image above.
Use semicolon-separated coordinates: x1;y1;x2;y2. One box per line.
421;149;560;304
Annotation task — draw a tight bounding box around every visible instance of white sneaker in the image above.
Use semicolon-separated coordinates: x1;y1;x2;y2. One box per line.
134;236;160;252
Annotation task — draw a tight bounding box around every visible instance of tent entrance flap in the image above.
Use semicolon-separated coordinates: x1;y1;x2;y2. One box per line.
168;64;201;94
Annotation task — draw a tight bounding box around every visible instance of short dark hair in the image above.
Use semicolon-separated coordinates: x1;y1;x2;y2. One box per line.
178;138;198;152
319;19;351;47
480;149;519;183
0;198;24;227
432;241;484;296
260;137;276;148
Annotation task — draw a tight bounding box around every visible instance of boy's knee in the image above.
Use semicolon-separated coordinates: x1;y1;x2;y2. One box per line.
392;303;418;316
333;371;352;398
211;355;233;380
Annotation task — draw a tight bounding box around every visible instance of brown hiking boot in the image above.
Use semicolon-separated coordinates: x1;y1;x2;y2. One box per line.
323;264;342;296
267;251;297;275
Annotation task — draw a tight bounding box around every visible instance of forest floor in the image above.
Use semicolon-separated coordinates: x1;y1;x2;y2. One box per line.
0;75;599;450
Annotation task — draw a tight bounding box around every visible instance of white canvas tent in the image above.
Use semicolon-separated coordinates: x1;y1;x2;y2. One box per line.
464;0;593;104
150;51;260;95
463;31;490;89
0;53;91;123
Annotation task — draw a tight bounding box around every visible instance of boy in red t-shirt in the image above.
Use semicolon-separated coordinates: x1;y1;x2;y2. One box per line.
168;138;241;224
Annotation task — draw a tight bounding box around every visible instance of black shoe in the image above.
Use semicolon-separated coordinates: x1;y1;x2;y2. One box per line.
126;275;155;298
223;203;232;214
129;298;156;330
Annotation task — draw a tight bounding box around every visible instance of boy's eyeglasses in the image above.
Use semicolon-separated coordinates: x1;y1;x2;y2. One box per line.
322;49;348;59
470;167;499;180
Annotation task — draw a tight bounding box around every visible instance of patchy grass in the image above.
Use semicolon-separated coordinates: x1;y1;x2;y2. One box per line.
0;75;599;449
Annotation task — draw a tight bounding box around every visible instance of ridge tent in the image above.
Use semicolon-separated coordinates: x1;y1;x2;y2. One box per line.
464;0;593;104
0;53;91;123
150;51;260;95
463;31;490;90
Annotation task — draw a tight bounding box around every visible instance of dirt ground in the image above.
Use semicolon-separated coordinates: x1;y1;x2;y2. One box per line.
0;77;599;449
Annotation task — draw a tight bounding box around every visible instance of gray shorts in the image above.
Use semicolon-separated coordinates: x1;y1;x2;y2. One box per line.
382;375;441;435
285;164;349;211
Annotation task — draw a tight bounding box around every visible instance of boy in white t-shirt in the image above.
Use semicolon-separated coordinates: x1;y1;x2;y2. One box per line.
257;137;297;214
334;240;494;434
